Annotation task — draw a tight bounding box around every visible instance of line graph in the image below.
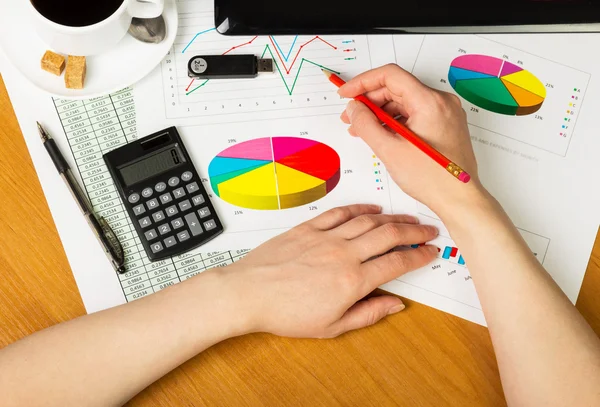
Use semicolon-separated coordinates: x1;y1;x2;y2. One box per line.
159;5;373;123
181;27;216;53
272;36;299;61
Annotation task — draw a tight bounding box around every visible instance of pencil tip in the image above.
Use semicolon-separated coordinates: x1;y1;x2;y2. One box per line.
322;69;332;78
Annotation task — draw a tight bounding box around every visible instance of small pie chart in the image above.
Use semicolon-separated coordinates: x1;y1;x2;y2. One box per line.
448;54;546;116
208;137;341;210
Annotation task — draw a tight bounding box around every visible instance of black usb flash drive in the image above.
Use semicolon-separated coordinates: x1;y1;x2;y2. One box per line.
187;55;274;79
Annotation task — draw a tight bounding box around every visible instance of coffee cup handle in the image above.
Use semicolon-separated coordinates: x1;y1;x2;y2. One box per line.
128;0;164;19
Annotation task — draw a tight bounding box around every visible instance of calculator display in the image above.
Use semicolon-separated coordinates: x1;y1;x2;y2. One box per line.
119;146;186;187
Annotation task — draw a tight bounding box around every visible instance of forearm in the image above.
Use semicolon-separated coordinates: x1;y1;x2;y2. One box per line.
437;185;600;406
0;268;249;407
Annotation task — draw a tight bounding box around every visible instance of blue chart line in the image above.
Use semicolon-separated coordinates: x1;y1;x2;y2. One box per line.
182;27;217;53
271;36;299;61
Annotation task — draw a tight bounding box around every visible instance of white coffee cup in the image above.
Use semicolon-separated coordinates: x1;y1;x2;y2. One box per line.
27;0;164;56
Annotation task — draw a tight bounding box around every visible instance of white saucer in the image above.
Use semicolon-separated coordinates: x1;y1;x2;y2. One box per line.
0;0;178;99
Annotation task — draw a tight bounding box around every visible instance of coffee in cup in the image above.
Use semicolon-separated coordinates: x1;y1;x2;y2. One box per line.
27;0;164;55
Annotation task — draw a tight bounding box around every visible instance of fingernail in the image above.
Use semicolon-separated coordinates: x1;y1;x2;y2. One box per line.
426;225;439;235
388;303;406;315
370;204;383;212
346;100;358;118
408;216;420;224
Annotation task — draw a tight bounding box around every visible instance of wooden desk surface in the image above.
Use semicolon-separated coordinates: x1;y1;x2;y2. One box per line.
0;74;599;407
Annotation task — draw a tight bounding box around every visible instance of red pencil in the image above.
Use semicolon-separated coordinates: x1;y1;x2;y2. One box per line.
323;70;471;184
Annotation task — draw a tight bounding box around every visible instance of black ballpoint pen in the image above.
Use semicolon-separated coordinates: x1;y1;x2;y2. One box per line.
37;122;126;274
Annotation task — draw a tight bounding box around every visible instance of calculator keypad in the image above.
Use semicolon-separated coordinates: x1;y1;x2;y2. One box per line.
151;242;164;254
165;205;178;217
152;211;166;223
184;212;203;236
186;182;200;194
155;182;167;193
147;198;159;210
159;193;173;204
142;188;153;198
139;217;151;228
126;173;221;257
164;236;177;248
178;199;192;212
145;229;158;241
173;188;186;199
171;218;184;229
128;193;140;204
192;195;205;206
133;204;146;216
158;223;171;235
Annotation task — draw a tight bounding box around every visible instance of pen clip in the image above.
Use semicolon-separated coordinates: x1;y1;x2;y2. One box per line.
98;216;125;264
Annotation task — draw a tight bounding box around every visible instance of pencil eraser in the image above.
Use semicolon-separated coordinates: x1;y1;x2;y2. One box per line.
459;172;471;183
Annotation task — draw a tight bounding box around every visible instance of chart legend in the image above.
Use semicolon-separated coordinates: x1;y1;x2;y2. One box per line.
449;54;546;116
208;137;341;210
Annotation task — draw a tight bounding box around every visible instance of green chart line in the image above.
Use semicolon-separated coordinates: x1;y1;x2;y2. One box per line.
186;44;340;96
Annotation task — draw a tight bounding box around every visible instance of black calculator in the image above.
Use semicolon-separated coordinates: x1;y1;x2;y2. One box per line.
103;127;224;261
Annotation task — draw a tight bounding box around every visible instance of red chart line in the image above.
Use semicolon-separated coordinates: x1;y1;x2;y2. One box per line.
269;35;338;74
185;36;259;91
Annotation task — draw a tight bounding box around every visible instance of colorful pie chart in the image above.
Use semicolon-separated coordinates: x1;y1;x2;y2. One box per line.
208;137;341;210
448;54;546;116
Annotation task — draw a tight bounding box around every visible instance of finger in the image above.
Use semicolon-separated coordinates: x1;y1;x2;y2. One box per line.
381;100;409;119
327;296;405;337
342;98;408;126
330;214;420;240
359;246;438;292
352;224;438;261
340;88;408;125
305;204;382;231
345;100;403;154
338;64;429;108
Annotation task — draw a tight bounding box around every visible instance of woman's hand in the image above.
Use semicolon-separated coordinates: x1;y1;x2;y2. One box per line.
338;64;482;215
222;204;438;339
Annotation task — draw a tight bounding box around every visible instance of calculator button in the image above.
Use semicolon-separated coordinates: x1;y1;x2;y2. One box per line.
128;193;140;204
164;236;177;248
150;242;164;254
165;205;178;217
184;213;203;236
168;177;180;187
142;188;153;198
158;223;172;235
192;195;205;206
198;207;211;219
178;199;192;212
132;204;146;216
155;182;167;193
159;192;173;204
147;198;159;210
203;219;217;231
171;218;185;229
173;187;186;199
144;229;158;241
152;211;166;222
139;217;151;228
186;182;200;194
182;171;193;182
177;231;190;242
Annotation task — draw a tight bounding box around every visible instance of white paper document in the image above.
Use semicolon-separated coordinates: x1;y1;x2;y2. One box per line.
1;0;599;325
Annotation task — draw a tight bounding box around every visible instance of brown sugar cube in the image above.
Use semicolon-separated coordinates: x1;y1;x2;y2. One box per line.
41;50;65;76
65;55;86;89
